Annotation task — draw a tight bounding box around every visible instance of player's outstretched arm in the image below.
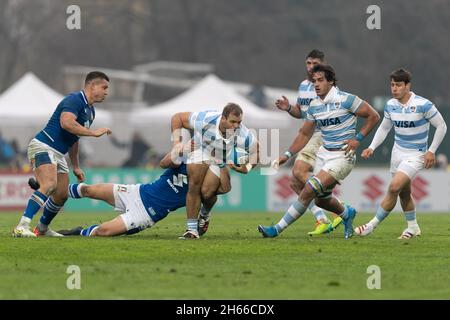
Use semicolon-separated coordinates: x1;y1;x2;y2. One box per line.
60;112;112;137
275;96;302;119
276;121;316;167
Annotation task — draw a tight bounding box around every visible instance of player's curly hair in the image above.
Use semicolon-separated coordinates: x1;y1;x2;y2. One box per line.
311;64;337;86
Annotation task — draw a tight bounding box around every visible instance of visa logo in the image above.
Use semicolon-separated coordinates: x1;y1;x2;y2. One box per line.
394;121;415;128
319;117;341;126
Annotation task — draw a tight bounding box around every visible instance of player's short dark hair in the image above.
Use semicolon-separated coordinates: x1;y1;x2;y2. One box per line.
390;68;412;84
222;103;243;118
306;49;325;61
85;71;109;85
311;64;337;85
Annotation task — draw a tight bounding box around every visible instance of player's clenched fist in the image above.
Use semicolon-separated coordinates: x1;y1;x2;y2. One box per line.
361;148;373;159
92;127;112;137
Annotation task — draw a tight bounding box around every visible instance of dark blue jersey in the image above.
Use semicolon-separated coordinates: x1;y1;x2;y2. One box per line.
35;91;95;154
139;164;188;223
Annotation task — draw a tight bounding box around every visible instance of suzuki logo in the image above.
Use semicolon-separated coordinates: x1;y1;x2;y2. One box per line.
363;175;384;202
275;175;295;199
411;175;428;202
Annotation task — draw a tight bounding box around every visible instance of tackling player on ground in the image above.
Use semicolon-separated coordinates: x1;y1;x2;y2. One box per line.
58;150;231;237
13;71;111;237
259;64;380;239
355;69;447;239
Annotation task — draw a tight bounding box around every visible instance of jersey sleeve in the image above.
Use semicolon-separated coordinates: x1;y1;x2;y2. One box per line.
60;96;81;118
342;93;363;113
188;112;201;131
423;102;439;120
305;106;315;122
383;104;391;119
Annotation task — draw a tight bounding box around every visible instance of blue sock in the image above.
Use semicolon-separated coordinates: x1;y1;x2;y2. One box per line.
275;200;308;233
68;183;84;198
404;210;416;221
23;191;48;220
375;206;390;223
39;197;64;226
80;224;98;236
187;219;198;232
339;205;349;219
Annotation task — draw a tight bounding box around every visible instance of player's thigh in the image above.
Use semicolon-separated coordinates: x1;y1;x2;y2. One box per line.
52;173;69;204
293;160;312;184
217;166;231;194
201;166;221;198
96;216;128;236
187;163;210;188
34;163;58;191
389;171;411;195
83;183;116;206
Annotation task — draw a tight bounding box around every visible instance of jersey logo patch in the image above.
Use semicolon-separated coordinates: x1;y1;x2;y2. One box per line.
172;174;188;187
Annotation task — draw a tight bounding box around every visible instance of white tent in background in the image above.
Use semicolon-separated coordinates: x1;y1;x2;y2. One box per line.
129;74;293;152
130;74;288;128
0;72;112;126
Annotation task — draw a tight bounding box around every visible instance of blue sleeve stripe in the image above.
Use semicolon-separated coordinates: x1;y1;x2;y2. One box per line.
425;111;438;120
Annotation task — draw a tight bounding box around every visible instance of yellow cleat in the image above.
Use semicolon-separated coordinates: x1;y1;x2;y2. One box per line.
331;216;343;229
307;221;333;236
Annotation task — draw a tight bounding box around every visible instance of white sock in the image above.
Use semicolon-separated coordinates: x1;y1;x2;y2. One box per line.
18;216;31;228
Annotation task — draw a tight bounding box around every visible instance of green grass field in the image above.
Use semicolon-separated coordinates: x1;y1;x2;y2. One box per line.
0;211;449;299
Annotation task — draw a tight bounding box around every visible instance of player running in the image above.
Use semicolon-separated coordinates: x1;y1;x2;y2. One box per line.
58;150;231;237
275;49;342;235
171;103;258;239
12;71;112;237
355;69;447;239
258;64;380;239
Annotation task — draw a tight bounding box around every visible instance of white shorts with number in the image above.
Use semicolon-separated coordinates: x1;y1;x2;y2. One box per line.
27;138;69;174
313;146;356;184
390;145;424;179
113;184;155;232
296;131;322;167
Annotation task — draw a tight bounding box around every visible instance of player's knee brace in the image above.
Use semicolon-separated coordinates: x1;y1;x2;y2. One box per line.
306;176;325;196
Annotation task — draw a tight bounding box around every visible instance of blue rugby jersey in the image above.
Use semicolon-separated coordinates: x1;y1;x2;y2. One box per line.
139;164;188;223
35;91;95;154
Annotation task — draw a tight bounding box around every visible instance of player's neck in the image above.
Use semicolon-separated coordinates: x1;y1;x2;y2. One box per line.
82;89;94;106
397;92;412;105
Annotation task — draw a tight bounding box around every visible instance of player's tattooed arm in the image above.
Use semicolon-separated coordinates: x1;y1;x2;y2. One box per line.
60;112;111;137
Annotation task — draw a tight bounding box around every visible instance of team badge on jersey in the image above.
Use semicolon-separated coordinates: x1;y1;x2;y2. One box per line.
410;106;416;112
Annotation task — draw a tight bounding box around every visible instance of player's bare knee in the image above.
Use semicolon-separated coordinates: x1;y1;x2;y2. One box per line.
40;180;57;196
388;183;402;195
201;186;215;200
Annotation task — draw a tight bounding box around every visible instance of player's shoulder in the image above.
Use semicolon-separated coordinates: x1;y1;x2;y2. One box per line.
413;94;434;107
384;98;399;112
298;79;312;91
60;91;84;107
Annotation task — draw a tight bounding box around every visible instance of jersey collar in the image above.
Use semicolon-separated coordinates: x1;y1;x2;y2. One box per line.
321;86;339;104
80;90;93;108
396;91;415;108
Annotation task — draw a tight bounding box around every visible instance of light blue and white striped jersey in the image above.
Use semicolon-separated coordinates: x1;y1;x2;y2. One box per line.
188;110;256;163
384;92;439;152
306;86;363;149
297;79;317;117
297;79;320;134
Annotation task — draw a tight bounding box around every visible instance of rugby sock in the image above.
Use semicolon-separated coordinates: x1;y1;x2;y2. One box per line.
68;183;85;198
80;224;99;236
309;202;330;223
21;191;48;225
187;219;198;232
200;205;210;218
369;206;390;227
404;210;418;227
38;197;63;229
339;204;349;219
275;200;307;233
